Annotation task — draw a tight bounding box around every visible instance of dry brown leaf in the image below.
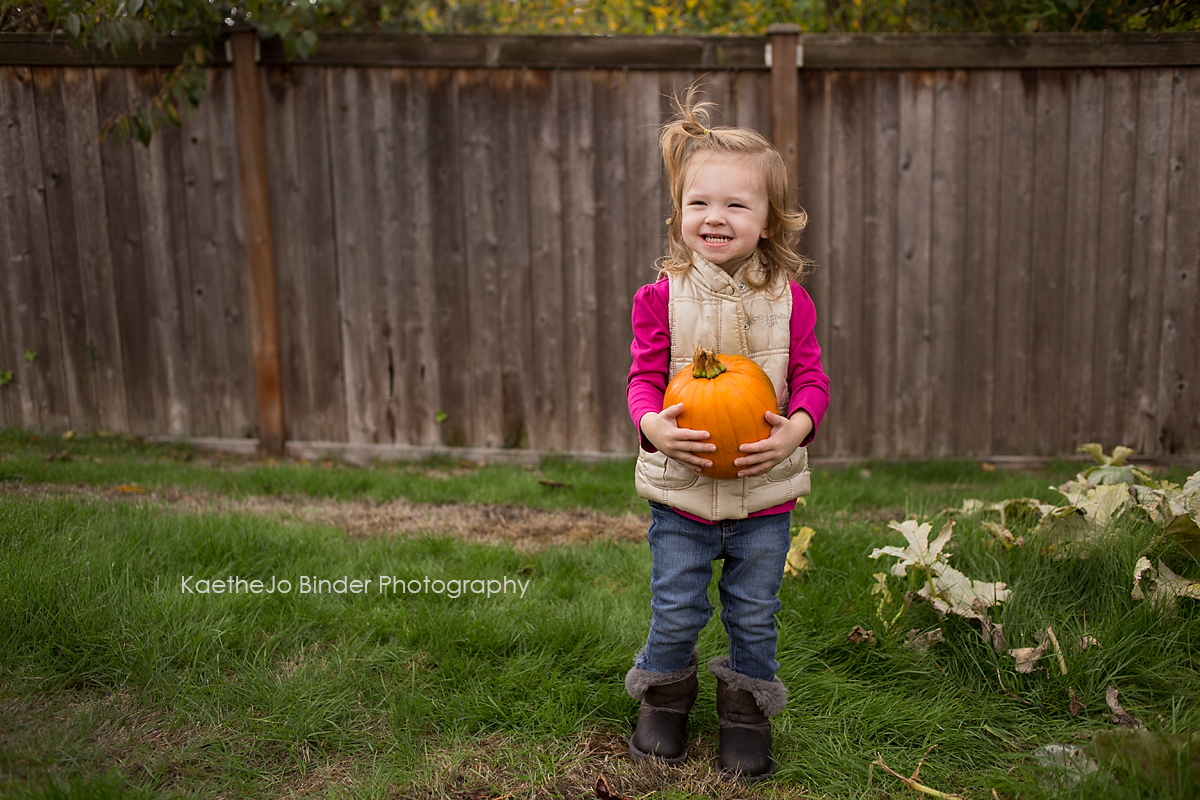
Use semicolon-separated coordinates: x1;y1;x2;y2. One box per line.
1106;687;1143;729
593;774;632;800
978;619;1007;653
904;628;944;652
848;626;875;644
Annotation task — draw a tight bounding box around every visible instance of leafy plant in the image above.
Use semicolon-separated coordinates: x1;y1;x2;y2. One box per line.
0;369;11;386
3;0;1195;144
870;518;1011;625
0;0;322;143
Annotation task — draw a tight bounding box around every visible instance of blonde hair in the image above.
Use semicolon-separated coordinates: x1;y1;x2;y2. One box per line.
658;86;810;289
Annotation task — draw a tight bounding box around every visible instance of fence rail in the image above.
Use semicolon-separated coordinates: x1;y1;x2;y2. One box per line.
1;32;1198;458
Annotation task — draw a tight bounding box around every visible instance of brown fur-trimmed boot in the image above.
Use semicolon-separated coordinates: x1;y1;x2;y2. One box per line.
708;656;787;782
625;650;699;763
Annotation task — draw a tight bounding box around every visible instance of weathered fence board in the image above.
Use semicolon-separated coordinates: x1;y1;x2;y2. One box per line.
1028;70;1071;456
863;71;899;459
1;36;1198;458
1160;68;1200;454
893;71;934;458
1060;69;1104;453
1124;68;1174;455
958;70;1003;457
797;70;831;456
33;66;97;433
526;69;569;451
928;70;968;458
992;70;1038;456
1093;69;1139;450
826;70;866;459
2;66;71;431
93;67;158;435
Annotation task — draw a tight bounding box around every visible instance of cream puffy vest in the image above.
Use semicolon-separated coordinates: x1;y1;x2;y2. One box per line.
634;253;811;521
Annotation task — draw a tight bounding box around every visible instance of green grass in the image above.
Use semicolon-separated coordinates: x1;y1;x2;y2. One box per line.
1;429;1198;799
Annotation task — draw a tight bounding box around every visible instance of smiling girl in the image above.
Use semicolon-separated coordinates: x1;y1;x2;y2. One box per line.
623;88;830;782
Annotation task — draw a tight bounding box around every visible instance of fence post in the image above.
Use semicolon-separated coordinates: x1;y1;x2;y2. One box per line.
230;30;286;457
767;23;800;196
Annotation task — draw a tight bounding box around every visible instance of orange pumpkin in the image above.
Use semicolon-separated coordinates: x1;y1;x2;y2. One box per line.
663;347;778;480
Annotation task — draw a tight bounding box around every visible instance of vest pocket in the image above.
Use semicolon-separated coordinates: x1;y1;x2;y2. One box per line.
637;448;701;491
764;446;808;483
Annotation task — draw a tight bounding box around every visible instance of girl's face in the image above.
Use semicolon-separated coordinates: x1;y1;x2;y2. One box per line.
680;152;770;274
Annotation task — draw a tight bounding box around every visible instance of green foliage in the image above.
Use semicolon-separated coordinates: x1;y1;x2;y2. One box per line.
0;0;324;143
2;0;1195;143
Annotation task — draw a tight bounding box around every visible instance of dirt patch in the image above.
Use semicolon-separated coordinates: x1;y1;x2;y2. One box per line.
0;481;649;552
406;730;810;799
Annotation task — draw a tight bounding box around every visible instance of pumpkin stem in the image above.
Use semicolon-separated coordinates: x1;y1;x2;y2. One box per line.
691;346;728;380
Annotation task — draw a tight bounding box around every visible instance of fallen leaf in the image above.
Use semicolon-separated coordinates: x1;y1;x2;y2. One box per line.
112;484;149;494
981;520;1023;549
903;628;944;652
1010;630;1050;675
784;526;816;575
847;625;875;644
871;519;955;578
593;774;631;800
1131;557;1200;611
1106;686;1143;729
1077;635;1101;651
978;618;1007;653
922;562;1011;619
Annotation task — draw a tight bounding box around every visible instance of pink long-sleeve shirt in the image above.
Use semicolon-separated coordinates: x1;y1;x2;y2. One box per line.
627;275;831;521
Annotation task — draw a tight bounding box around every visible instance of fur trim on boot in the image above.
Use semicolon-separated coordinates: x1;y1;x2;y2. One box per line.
709;656;785;782
625;649;699;700
625;650;700;763
706;656;788;717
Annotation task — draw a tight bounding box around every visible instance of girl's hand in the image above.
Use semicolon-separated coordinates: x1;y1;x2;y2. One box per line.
733;410;813;478
640;404;716;474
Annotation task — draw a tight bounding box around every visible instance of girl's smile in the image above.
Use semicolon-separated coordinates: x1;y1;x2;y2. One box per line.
680;153;770;274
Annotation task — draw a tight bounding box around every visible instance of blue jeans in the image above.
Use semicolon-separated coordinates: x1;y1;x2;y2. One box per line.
635;502;791;682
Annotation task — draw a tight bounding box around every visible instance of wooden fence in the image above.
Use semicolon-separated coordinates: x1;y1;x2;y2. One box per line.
1;32;1198;459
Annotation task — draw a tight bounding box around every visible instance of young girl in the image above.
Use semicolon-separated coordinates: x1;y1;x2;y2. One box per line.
624;90;830;782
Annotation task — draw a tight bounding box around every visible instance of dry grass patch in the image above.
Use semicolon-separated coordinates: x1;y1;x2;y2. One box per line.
0;482;648;551
404;731;816;800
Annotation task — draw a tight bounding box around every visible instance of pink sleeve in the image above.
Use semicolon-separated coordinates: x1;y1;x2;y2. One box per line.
787;282;830;446
628;279;671;452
